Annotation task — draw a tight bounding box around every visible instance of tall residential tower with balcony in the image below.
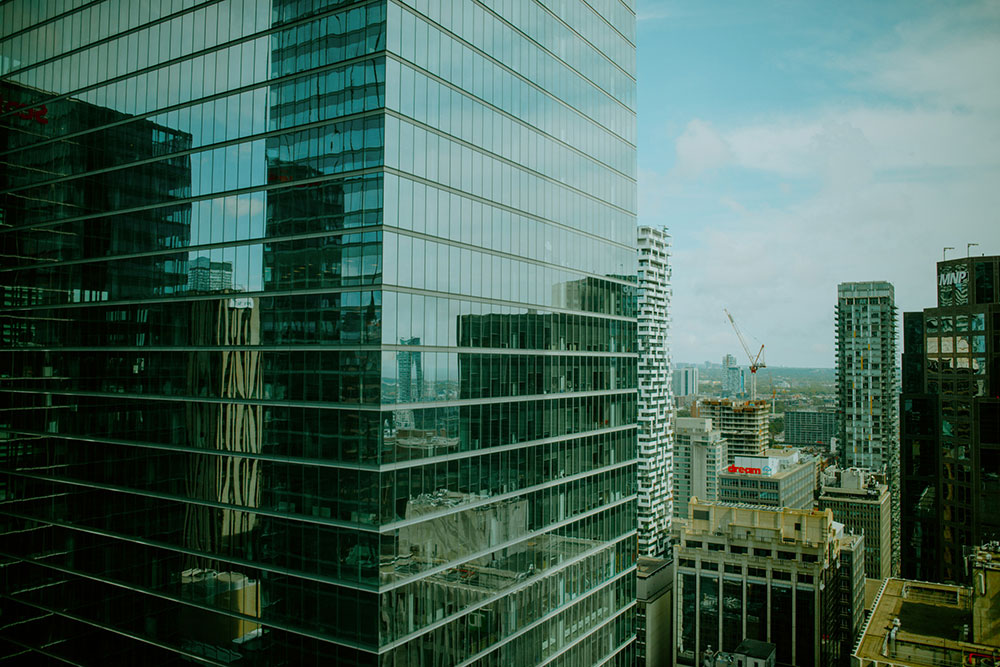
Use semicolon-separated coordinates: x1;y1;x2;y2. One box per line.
836;281;899;575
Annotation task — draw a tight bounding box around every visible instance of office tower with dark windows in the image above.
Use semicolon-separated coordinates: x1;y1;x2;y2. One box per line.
0;1;639;665
835;281;899;576
819;467;891;580
637;225;672;557
674;500;865;667
900;255;1000;583
784;410;836;450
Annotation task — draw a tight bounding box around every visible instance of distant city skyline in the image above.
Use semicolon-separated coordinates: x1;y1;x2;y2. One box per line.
638;0;1000;367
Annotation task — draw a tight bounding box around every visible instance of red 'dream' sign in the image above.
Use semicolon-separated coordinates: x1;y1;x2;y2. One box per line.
0;94;49;125
728;465;762;475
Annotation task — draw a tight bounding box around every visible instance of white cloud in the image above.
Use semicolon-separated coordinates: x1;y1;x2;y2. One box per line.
650;2;1000;366
672;119;733;178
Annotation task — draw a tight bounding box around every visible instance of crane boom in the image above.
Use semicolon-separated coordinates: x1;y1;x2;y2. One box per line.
724;308;766;401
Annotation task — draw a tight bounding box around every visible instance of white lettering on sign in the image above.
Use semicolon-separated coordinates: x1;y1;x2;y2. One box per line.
939;270;968;287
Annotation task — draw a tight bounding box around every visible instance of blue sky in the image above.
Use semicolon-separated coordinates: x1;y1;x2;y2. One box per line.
637;0;1000;367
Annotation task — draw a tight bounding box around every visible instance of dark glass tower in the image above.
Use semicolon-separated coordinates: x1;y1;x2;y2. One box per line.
1;1;638;664
901;255;1000;583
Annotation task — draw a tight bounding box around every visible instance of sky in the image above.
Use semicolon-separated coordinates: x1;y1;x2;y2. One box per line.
636;0;1000;368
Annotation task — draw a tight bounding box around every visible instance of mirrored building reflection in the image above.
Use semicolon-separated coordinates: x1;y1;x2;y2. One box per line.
1;0;638;664
900;255;1000;584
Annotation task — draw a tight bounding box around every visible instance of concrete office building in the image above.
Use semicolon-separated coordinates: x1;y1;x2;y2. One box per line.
673;366;700;398
674;500;865;667
784;410;836;450
0;1;639;664
637;557;674;667
853;543;1000;666
819;467;891;580
638;226;674;557
673;417;728;519
901;255;1000;584
699;398;769;462
718;449;817;510
836;281;899;576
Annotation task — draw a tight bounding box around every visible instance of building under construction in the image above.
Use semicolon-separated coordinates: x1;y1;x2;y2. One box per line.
695;398;769;464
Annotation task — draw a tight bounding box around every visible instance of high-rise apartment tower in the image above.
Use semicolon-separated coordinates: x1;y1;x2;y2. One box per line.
835;281;899;575
0;1;639;664
672;417;727;519
672;367;699;398
637;226;673;557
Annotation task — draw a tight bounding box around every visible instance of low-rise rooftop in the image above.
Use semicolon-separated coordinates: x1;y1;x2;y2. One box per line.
853;576;1000;666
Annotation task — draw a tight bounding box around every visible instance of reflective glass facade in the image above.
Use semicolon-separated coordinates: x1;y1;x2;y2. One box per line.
0;0;638;664
900;256;1000;583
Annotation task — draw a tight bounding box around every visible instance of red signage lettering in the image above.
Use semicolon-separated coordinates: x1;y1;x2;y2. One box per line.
0;94;49;125
727;465;762;475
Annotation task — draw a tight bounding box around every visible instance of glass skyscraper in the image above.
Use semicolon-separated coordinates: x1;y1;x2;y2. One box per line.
1;0;638;665
901;255;999;583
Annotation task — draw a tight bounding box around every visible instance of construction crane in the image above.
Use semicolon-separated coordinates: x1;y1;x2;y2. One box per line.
724;308;766;402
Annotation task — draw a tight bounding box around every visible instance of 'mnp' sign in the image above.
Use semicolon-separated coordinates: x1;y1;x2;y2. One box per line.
939;270;968;287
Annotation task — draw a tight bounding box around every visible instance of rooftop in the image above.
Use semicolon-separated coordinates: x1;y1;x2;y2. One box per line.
853;577;1000;667
734;638;776;659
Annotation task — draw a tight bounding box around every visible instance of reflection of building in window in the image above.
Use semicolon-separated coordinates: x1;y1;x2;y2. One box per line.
397;336;424;403
188;256;233;292
901;255;1000;585
0;80;193;301
181;297;263;643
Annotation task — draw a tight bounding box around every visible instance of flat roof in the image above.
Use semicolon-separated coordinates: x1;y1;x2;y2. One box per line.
853;578;999;666
734;638;776;659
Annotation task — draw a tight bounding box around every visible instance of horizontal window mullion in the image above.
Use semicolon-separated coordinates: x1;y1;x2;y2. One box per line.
1;468;380;533
0;0;382;123
381;458;636;531
383;168;634;255
379;494;637;587
1;109;383;197
386;110;633;219
0;506;379;593
0;53;384;161
1;0;225;79
384;532;637;655
0;224;383;275
0;165;383;238
0;552;376;653
0;387;382;410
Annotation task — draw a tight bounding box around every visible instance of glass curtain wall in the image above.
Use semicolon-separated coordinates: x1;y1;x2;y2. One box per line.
0;0;637;664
